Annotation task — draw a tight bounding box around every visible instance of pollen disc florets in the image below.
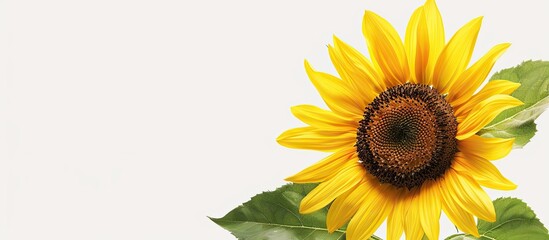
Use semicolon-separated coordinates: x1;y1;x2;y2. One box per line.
356;83;458;189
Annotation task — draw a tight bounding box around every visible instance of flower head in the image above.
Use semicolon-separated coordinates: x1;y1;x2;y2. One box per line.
277;0;523;239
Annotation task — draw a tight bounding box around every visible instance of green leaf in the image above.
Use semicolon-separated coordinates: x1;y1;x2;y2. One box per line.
210;183;381;240
479;60;549;148
444;198;549;240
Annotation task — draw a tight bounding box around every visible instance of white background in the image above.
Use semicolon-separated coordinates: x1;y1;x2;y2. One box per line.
1;0;548;239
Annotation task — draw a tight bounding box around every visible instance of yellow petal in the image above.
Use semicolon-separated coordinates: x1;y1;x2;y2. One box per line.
443;169;496;222
432;17;483;93
419;180;441;240
299;164;365;214
453;152;517;190
404;192;424;240
285;147;357;183
277;126;356;152
449;44;512;106
456;94;523;140
458;134;515;160
405;7;429;84
405;7;421;81
387;193;406;240
305;61;364;118
440;187;480;237
290;104;358;128
329;36;384;103
363;11;409;87
326;180;374;232
347;185;393;240
423;0;445;85
453;80;521;118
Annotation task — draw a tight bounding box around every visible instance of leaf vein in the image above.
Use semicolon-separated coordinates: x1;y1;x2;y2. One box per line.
482;218;532;236
274;201;304;226
214;219;346;233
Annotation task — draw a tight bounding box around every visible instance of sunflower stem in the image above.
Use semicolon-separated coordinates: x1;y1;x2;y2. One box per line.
444;233;466;240
369;235;384;240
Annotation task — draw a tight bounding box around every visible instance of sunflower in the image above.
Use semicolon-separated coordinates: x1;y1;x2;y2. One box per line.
277;1;523;239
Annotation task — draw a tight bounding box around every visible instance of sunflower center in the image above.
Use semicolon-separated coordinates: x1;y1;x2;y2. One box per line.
356;83;458;189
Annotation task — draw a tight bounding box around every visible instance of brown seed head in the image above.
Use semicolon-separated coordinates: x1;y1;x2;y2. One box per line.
356;83;458;189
